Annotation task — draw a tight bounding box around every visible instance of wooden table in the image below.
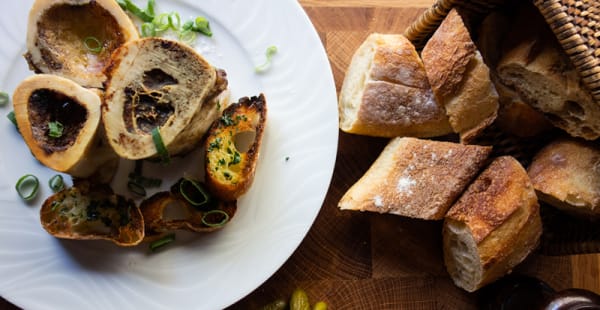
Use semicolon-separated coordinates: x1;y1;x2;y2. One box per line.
229;0;600;308
2;1;599;309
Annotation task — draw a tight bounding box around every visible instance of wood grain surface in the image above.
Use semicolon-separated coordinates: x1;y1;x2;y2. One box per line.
1;1;599;309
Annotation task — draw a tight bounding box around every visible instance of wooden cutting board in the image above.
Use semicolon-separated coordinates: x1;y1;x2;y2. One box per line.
228;1;600;309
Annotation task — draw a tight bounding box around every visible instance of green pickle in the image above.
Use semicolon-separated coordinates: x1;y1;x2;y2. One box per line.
290;288;311;310
313;301;328;310
261;298;287;310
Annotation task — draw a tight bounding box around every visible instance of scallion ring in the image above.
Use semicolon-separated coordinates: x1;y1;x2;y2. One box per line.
153;13;171;32
149;233;176;252
48;174;64;193
168;12;181;31
151;127;170;164
201;210;230;228
7;111;17;128
141;22;156;37
127;181;146;197
48;121;64;138
179;178;209;207
15;174;39;201
255;45;278;73
193;16;212;37
0;92;9;106
179;29;197;45
83;36;103;53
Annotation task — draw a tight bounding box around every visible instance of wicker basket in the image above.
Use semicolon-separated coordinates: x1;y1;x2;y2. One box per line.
403;0;600;256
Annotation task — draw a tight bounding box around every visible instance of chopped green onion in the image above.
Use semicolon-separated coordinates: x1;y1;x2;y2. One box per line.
153;13;171;32
128;173;162;188
127;181;146;197
151;127;170;164
255;45;278;73
121;0;154;22
230;151;241;166
15;174;39;201
50;200;60;212
149;233;176;252
48;121;64;138
48;174;64;193
179;178;209;207
146;0;156;16
182;21;194;31
193;17;212;37
179;29;197;45
0;92;9;106
83;36;103;53
168;12;181;31
141;22;156;37
7;111;17;127
201;210;230;228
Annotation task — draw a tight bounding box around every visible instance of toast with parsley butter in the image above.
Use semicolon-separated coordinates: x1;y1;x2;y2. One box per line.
204;94;267;201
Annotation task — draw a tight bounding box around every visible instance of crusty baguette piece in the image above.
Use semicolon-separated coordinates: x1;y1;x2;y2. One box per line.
338;33;452;138
338;137;491;220
443;156;542;292
528;138;600;217
205;94;267;201
496;10;600;140
421;8;499;143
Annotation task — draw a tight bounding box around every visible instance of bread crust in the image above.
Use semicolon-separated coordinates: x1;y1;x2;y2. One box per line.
338;137;491;220
528;138;600;217
444;156;541;292
421;9;499;143
338;33;452;138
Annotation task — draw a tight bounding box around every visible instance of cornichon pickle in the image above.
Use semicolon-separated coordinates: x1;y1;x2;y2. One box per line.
261;298;287;310
290;288;310;310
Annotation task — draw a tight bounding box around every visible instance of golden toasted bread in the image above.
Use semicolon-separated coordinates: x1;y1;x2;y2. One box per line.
40;180;144;246
139;178;237;241
204;94;267;201
528;138;600;217
338;137;492;220
444;156;541;292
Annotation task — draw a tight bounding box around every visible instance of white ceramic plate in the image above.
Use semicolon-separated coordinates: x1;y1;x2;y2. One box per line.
0;0;338;309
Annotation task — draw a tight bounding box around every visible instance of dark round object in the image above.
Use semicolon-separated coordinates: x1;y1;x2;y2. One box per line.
478;274;555;310
544;288;600;310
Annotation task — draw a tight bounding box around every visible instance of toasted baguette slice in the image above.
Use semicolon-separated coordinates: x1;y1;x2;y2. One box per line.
421;8;499;143
40;180;144;247
338;137;491;220
205;94;267;201
444;156;542;292
338;33;452;138
528;138;600;217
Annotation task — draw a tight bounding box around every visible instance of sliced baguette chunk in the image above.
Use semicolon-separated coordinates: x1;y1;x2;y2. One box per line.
528;138;600;217
421;9;499;143
338;33;452;138
338;137;491;220
444;156;542;292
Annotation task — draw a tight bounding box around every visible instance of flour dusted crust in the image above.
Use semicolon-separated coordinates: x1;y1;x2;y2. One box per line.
421;8;499;143
338;33;452;138
443;156;542;292
338;137;491;220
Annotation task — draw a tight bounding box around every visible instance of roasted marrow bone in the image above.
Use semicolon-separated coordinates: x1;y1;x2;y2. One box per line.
40;181;144;246
205;94;267;201
25;0;139;88
103;37;228;160
12;74;118;179
140;178;237;241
